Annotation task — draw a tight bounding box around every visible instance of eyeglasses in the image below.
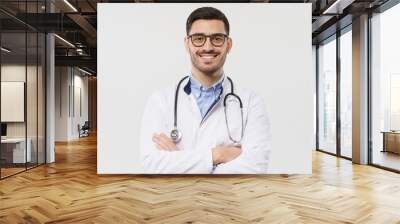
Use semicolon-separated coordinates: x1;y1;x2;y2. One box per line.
188;33;228;47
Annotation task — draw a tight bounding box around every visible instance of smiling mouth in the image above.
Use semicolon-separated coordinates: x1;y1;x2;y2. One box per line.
198;53;218;59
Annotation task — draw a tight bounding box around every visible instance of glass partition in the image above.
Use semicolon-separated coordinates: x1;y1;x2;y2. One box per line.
1;31;28;177
27;31;38;169
26;0;46;169
0;1;46;179
38;32;45;165
318;36;337;154
371;3;400;171
339;28;352;158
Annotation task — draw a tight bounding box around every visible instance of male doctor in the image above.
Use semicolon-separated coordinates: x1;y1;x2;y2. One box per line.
140;7;271;174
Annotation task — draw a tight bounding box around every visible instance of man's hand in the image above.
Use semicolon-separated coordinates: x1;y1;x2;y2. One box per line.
212;145;242;165
152;133;178;151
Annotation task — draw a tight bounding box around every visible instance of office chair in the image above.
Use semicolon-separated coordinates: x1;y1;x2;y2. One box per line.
79;121;90;138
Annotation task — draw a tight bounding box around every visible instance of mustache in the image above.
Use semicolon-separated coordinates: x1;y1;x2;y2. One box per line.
197;50;218;54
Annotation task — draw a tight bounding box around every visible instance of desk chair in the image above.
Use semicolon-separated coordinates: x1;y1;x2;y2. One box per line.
78;121;90;138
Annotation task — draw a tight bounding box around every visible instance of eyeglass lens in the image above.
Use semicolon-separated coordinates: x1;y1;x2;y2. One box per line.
190;34;226;47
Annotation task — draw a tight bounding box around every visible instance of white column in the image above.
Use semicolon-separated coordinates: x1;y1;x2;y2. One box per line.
45;0;55;163
352;14;369;164
46;33;55;163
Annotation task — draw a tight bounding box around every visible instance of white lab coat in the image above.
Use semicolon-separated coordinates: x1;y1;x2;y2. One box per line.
139;77;271;174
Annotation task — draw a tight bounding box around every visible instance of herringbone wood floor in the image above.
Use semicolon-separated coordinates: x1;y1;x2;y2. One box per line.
1;134;400;224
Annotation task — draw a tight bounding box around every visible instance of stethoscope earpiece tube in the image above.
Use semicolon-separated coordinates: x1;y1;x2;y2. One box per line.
172;76;244;144
171;76;189;143
227;76;234;93
223;93;243;108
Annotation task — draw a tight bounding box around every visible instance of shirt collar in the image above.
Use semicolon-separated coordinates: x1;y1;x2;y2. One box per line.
185;74;224;95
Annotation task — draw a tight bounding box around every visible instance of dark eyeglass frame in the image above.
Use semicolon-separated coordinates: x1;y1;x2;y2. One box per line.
188;33;229;47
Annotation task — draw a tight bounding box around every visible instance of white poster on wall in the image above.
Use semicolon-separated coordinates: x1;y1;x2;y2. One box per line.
1;82;25;122
98;3;313;174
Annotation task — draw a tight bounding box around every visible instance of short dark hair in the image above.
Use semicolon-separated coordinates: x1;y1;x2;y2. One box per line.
186;7;230;36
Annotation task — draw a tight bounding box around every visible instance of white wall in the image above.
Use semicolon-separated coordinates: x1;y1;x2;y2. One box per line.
55;66;69;141
72;72;89;138
55;67;89;141
98;3;313;174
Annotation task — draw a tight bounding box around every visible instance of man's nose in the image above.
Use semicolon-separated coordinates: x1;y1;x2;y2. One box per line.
203;37;213;50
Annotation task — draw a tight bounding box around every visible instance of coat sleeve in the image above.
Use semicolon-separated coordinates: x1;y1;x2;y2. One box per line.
139;92;214;174
213;92;271;174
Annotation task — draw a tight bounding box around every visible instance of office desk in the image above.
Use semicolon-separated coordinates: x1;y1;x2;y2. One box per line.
1;138;32;163
382;131;400;154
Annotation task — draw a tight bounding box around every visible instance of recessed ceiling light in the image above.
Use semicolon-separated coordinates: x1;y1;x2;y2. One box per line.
78;67;93;76
1;47;11;53
54;34;75;48
63;0;78;12
322;0;354;15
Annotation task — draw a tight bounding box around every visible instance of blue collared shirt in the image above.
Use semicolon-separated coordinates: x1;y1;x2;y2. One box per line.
190;75;224;118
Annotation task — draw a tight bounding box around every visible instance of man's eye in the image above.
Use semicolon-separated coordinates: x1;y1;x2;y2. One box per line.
193;36;205;41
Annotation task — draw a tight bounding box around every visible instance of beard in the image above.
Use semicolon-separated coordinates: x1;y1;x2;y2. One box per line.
190;50;227;77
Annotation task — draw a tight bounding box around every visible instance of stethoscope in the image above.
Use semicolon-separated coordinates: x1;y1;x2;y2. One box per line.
170;76;244;146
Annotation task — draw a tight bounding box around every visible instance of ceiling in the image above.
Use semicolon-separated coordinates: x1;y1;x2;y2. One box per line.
0;0;393;75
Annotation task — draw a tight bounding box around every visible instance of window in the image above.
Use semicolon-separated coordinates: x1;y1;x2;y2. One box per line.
340;28;352;158
318;36;337;154
371;2;400;171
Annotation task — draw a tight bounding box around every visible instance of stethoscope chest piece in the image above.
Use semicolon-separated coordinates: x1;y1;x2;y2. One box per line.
170;128;182;143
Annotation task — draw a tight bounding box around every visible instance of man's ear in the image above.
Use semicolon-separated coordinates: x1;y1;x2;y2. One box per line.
227;37;233;54
184;36;189;52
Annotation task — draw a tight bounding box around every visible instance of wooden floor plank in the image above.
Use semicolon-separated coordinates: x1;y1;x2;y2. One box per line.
0;134;400;223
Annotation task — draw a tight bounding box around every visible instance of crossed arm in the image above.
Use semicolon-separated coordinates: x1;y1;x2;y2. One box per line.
139;92;271;174
152;133;242;166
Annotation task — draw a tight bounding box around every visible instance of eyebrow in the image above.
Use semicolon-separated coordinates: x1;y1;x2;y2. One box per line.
188;32;227;36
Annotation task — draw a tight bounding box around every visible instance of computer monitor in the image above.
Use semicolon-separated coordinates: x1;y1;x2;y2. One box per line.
1;123;7;137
